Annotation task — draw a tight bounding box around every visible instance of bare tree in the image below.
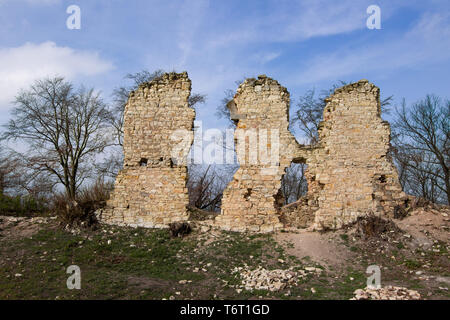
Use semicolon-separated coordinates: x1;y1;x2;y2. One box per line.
0;147;17;196
280;163;308;205
392;95;449;204
0;148;54;198
189;93;207;109
215;78;248;127
215;89;236;126
188;165;220;211
187;164;237;212
1;77;111;200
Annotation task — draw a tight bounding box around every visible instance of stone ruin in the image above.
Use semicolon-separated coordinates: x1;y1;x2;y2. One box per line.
98;72;409;232
99;72;194;228
215;76;304;232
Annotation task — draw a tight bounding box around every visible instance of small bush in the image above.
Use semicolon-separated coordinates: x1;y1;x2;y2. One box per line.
0;194;48;217
53;179;113;228
168;222;191;238
353;214;400;239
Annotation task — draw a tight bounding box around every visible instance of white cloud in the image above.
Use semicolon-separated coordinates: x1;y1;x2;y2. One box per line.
1;0;60;4
0;41;114;109
176;0;209;67
292;12;450;84
25;0;59;3
251;52;281;64
205;0;388;48
279;0;366;40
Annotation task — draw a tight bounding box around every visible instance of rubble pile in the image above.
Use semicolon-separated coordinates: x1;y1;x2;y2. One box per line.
232;265;322;292
351;286;421;300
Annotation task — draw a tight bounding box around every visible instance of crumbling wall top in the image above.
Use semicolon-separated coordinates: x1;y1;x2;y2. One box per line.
129;71;191;99
326;79;379;98
229;75;291;123
235;75;289;99
324;79;381;115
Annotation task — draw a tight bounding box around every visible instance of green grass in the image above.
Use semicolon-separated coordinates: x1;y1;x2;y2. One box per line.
0;194;48;217
0;226;201;299
403;259;422;270
0;224;308;299
2;220;447;300
0;223;356;300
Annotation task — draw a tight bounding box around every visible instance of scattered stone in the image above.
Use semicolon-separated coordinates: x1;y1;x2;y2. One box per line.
351;286;421;300
232;265;320;292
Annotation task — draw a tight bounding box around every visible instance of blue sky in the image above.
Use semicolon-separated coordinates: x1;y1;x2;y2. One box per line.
0;0;449;137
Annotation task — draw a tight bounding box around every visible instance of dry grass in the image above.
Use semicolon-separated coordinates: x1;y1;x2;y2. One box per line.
53;179;113;228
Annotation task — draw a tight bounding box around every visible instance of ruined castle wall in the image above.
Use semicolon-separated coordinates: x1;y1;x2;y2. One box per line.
306;80;406;230
99;72;195;228
99;72;406;233
216;75;305;232
216;78;406;232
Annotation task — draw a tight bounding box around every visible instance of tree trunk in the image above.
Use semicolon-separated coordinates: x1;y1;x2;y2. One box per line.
0;172;4;196
445;170;450;205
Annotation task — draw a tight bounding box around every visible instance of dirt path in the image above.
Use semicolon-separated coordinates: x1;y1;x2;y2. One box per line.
0;216;56;241
275;230;354;270
396;209;450;248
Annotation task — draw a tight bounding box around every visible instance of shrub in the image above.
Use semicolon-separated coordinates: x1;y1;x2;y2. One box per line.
353;213;400;239
53;179;113;228
0;194;48;217
169;222;192;238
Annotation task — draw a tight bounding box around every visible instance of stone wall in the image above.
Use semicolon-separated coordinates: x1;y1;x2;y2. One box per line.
99;72;407;233
215;75;305;232
98;72;194;228
305;80;407;230
215;78;407;232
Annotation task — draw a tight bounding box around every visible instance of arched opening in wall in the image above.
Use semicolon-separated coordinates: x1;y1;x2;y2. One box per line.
280;162;308;206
